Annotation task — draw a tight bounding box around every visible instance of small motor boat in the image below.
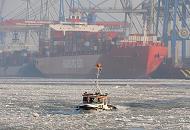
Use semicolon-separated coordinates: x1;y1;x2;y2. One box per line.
76;91;117;111
76;64;117;111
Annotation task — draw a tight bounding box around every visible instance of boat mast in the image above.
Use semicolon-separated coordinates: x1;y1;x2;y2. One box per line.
96;64;102;94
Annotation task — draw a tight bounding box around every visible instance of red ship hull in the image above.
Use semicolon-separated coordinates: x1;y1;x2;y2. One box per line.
99;46;167;78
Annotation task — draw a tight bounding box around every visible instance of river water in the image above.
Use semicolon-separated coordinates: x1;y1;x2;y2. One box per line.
0;78;190;130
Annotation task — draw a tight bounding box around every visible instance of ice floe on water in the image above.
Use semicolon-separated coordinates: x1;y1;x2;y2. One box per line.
0;79;190;129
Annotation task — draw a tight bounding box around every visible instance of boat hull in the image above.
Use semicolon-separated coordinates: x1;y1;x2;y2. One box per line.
76;104;117;111
35;46;167;79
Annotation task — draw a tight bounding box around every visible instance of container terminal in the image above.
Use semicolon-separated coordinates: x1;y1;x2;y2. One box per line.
0;0;190;79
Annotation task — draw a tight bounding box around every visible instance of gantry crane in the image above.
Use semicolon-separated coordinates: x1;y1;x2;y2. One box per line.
156;0;190;65
65;0;153;34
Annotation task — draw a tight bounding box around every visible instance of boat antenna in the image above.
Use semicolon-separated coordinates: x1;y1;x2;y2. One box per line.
95;63;102;94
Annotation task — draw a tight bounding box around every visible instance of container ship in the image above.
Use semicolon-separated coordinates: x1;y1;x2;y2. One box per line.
34;15;168;79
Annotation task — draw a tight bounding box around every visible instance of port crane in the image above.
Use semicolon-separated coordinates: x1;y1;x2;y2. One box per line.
0;0;155;50
155;0;190;66
67;0;155;34
65;0;190;78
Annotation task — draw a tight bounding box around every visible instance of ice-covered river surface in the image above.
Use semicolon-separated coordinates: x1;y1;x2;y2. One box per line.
0;78;190;130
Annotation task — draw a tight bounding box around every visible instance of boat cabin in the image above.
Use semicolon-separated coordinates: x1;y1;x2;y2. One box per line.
76;90;116;111
82;92;109;105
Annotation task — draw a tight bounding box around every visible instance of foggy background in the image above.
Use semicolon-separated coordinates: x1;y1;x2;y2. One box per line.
2;0;141;21
2;0;190;57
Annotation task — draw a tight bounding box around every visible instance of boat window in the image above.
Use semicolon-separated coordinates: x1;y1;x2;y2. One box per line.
108;98;110;104
89;97;94;103
104;99;107;105
98;98;103;103
93;98;101;103
93;98;98;103
83;97;88;103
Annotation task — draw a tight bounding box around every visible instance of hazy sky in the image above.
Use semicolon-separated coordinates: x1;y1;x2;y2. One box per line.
4;0;21;14
2;0;141;20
